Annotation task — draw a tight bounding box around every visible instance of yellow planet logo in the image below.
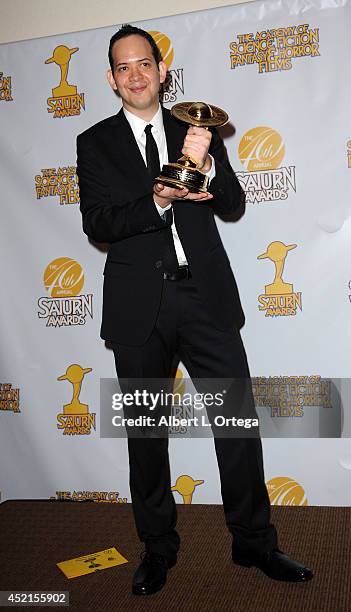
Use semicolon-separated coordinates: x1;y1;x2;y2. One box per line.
238;126;285;171
57;364;92;415
171;474;204;504
149;31;174;69
44;257;84;297
266;476;308;506
45;45;79;97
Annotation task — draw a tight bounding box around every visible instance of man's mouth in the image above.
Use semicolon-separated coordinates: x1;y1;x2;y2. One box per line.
129;85;147;94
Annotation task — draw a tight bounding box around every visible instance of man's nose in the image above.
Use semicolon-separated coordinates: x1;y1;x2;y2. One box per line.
129;65;142;80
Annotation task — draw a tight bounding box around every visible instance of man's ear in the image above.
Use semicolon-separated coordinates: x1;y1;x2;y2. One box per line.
158;60;167;84
107;69;117;91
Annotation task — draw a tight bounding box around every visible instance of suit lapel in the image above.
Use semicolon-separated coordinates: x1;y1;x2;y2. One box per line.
108;107;186;194
109;108;151;192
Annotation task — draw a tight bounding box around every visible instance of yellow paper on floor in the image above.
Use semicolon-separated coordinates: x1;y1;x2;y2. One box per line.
57;547;128;579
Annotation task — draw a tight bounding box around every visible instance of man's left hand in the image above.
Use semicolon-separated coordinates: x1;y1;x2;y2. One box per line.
154;182;213;204
182;126;212;172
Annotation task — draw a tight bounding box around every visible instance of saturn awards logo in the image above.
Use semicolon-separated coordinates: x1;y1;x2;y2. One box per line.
149;31;184;103
236;126;296;203
35;166;79;205
171;475;204;504
37;257;93;327
266;476;308;506
45;45;85;118
169;368;193;435
0;71;13;101
57;364;96;435
257;242;302;317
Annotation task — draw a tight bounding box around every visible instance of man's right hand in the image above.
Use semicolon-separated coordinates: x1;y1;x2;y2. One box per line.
153;182;214;208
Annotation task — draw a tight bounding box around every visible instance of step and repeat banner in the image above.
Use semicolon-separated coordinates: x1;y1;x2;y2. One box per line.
1;0;351;508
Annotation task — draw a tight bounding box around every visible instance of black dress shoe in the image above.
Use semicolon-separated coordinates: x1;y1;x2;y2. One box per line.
132;552;176;596
233;548;313;582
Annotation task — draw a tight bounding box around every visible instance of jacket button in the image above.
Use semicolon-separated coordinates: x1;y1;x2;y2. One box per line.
155;260;163;269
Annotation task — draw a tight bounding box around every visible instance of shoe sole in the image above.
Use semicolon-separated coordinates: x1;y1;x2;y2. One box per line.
233;559;313;582
232;558;252;568
132;582;166;596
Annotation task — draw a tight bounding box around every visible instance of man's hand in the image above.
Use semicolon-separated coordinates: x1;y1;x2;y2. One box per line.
182;126;212;172
154;182;213;208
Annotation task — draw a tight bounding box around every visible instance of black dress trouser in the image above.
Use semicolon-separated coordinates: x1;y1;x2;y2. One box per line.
112;275;278;564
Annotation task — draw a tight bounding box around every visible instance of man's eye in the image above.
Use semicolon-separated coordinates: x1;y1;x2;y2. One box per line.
117;66;127;72
141;62;151;68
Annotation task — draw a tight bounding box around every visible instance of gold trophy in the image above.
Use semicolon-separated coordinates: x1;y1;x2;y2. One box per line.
258;242;297;295
45;45;78;97
57;364;92;415
156;102;228;193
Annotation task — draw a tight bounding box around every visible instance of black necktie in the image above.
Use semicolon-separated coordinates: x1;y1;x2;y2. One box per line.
145;124;160;181
144;124;179;273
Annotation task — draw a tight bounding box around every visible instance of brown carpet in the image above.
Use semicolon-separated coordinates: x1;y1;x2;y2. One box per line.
0;501;350;611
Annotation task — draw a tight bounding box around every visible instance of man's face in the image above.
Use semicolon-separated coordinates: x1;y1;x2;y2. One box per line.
107;34;167;119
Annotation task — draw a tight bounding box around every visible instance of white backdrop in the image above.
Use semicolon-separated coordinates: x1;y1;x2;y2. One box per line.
1;0;351;507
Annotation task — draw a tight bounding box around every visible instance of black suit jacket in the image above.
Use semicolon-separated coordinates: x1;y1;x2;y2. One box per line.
76;106;245;345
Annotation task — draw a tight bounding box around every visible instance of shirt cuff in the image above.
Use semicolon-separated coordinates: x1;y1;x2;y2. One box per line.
204;154;216;184
154;200;172;216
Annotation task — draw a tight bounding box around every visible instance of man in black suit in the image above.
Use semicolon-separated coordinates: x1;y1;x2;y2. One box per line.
77;24;313;595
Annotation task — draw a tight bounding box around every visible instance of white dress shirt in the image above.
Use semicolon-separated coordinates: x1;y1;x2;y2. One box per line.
123;105;216;266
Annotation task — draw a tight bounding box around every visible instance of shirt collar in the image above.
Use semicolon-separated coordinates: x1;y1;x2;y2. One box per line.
123;104;163;140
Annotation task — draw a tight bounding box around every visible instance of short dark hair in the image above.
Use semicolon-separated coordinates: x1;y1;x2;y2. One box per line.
108;24;162;71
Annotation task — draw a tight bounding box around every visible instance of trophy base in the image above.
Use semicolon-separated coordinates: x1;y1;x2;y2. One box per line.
63;401;89;415
52;84;77;98
265;282;294;295
156;162;209;194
